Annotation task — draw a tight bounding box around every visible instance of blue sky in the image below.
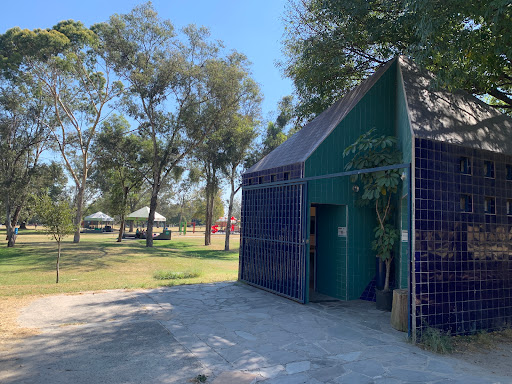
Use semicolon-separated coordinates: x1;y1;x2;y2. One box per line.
0;0;293;120
1;1;295;208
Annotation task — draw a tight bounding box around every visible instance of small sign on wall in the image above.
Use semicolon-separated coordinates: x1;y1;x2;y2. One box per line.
338;227;347;237
401;230;408;242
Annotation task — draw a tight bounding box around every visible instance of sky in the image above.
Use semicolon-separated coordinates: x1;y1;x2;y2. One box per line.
0;1;295;209
0;0;294;120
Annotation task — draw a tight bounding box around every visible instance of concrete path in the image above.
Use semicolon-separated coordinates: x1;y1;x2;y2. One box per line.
0;282;509;384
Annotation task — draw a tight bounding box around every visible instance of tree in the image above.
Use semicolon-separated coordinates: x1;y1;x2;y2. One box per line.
283;0;512;121
0;79;49;246
261;95;294;157
20;162;68;227
192;189;224;225
0;21;123;243
343;129;402;292
221;114;259;250
92;115;148;242
35;194;76;283
94;3;259;247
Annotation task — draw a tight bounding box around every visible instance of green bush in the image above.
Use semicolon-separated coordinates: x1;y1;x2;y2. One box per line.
153;269;201;280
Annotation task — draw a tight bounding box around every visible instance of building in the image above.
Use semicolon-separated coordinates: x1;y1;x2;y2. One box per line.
239;56;512;337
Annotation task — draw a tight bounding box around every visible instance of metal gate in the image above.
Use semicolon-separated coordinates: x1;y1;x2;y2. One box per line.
239;182;307;302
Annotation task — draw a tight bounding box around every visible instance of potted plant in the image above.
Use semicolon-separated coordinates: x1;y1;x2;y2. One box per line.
344;129;402;311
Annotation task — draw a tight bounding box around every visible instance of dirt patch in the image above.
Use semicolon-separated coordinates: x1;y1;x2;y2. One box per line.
0;296;41;352
452;330;512;377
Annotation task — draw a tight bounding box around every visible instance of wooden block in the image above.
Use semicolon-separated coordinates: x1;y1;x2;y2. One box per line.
391;288;408;332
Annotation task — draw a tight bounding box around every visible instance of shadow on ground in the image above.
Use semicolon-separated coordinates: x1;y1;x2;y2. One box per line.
1;283;510;384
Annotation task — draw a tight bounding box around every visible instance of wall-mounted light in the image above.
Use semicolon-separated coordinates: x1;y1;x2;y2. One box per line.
352;185;359;192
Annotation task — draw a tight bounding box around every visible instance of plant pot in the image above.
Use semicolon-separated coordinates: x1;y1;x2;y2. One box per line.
375;258;386;290
376;288;393;311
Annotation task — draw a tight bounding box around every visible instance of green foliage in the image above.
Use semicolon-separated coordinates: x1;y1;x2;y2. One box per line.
153;269;202;280
261;95;294;158
343;129;402;209
92;114;148;217
94;3;260;246
418;325;453;354
0;78;50;245
344;129;402;291
35;194;76;243
283;0;512;120
0;17;124;244
372;224;398;262
192;189;225;224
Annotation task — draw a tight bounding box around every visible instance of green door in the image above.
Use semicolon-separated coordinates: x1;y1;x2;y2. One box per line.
315;204;348;300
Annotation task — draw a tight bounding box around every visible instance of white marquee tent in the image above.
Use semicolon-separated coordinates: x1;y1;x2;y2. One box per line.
84;211;114;222
126;207;166;222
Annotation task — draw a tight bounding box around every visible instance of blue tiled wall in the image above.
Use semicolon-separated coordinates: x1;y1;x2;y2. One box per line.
239;182;307;302
243;163;303;186
414;137;512;335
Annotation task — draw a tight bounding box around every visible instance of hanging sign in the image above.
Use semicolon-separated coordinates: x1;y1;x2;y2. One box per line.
401;230;408;242
338;227;347;237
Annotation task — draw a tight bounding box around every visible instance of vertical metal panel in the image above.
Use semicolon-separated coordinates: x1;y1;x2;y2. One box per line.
239;182;307;302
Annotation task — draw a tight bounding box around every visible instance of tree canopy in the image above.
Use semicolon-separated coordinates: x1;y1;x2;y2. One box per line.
283;0;512;122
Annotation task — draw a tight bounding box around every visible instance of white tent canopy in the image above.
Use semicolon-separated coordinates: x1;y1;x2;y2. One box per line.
84;211;114;222
126;207;166;222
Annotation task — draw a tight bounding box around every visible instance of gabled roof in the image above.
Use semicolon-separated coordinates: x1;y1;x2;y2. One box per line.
247;56;512;175
126;207;166;221
247;59;396;174
84;211;114;222
398;57;512;155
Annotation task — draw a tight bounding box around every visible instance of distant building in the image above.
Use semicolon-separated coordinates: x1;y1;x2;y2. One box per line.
239;57;512;337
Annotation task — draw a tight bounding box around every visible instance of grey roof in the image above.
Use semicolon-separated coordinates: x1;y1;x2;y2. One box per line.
84;211;114;222
247;57;512;175
247;59;396;174
399;57;512;155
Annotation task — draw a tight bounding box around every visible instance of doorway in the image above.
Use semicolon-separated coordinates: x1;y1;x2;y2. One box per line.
309;204;348;301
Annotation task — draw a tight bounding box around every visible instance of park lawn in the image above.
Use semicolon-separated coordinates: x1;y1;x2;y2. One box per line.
0;230;240;297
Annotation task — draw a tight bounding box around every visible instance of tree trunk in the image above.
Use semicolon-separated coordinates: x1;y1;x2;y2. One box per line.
56;241;61;283
384;258;391;292
11;205;21;227
178;195;184;234
118;215;125;242
117;187;129;242
146;183;160;248
73;184;85;243
5;199;15;247
224;171;236;251
204;189;211;246
204;181;215;246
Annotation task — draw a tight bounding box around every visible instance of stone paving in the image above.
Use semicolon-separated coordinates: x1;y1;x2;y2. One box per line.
1;282;510;383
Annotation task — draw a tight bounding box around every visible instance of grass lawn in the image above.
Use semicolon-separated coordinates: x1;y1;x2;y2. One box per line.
0;228;240;349
0;229;240;297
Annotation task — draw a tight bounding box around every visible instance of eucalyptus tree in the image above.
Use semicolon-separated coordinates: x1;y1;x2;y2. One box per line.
0;21;124;243
221;115;259;250
20;161;68;228
94;3;262;247
0;80;50;247
92;115;148;242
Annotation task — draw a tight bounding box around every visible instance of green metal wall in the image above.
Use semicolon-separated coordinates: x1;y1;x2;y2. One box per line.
396;63;413;290
398;197;409;289
305;60;399;301
315;205;347;299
